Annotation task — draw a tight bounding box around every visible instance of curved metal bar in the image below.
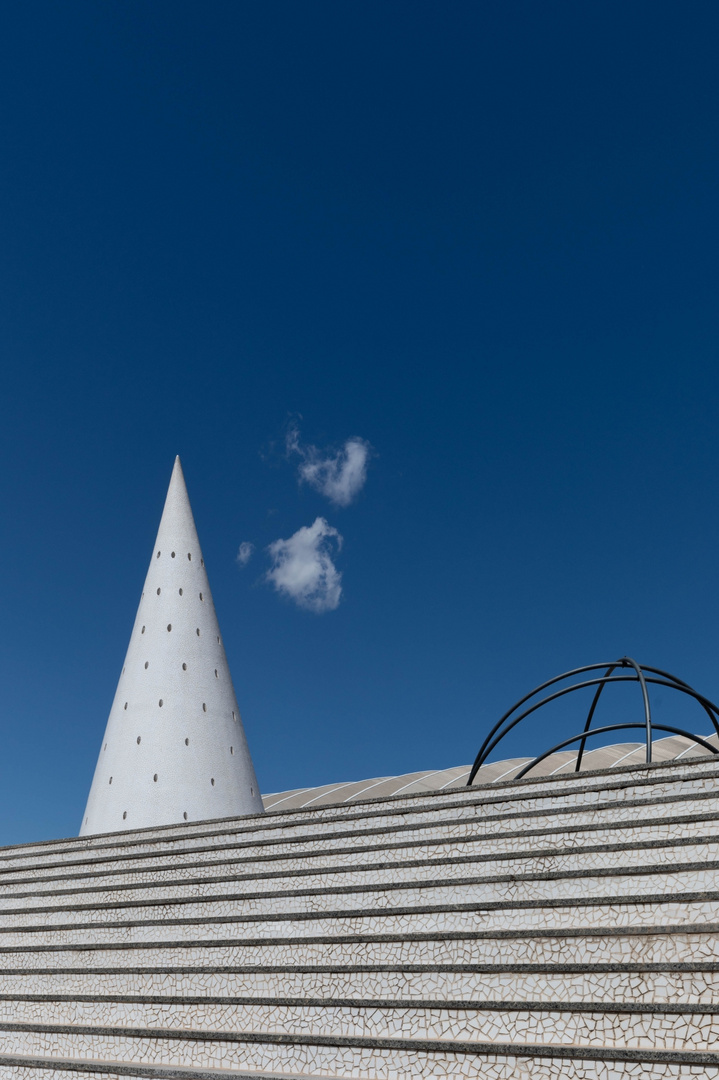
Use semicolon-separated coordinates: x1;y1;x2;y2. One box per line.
575;661;623;774
640;665;719;740
467;662;719;787
638;678;719;740
471;674;645;781
484;674;719;775
640;665;693;688
621;656;653;763
514;723;719;781
467;662;629;786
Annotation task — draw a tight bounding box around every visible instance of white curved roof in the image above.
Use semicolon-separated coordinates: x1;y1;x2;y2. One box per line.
262;730;719;810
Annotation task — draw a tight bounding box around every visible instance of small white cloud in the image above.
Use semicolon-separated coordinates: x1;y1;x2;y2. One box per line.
287;424;371;507
266;517;343;613
236;541;254;567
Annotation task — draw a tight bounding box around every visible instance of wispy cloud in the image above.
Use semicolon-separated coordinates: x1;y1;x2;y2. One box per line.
287;424;371;507
266;517;343;613
236;541;254;566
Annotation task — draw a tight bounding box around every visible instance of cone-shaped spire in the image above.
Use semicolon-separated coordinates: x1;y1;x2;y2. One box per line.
80;457;264;835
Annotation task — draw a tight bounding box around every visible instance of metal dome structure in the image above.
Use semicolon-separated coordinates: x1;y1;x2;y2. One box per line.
468;656;719;786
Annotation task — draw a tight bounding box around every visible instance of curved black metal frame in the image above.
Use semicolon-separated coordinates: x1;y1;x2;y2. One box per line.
467;657;719;786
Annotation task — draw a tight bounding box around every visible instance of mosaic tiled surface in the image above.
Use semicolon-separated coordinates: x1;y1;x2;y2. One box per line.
3;897;719;952
4;833;719;901
0;1000;712;1044
0;1029;718;1076
1;868;718;931
3;1058;719;1079
2;966;719;1003
0;757;718;1077
1;927;718;967
1;757;716;865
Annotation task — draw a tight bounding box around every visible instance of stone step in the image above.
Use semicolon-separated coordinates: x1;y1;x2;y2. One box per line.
4;787;719;894
0;760;715;1078
4;810;719;893
0;963;717;1003
0;1021;718;1077
1;1052;719;1080
2;995;719;1042
1;831;717;902
0;1059;315;1080
2;758;717;872
0;925;715;968
0;859;717;927
0;890;714;944
0;1060;313;1080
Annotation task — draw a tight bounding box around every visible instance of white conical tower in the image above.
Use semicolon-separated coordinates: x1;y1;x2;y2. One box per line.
80;457;264;835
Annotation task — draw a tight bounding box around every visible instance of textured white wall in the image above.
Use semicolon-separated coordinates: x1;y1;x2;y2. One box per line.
80;457;264;835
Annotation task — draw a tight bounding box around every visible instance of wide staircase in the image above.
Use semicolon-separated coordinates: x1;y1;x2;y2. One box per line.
0;755;718;1078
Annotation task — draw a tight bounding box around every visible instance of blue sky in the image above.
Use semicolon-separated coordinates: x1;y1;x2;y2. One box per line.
1;1;719;843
